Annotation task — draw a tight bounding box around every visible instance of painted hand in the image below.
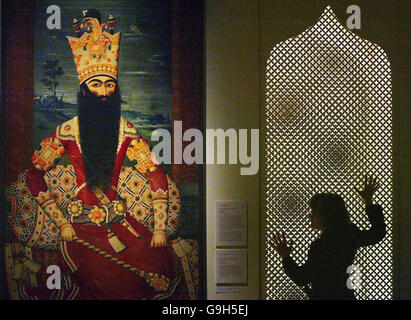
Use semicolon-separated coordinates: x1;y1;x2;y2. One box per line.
151;232;167;247
61;225;76;241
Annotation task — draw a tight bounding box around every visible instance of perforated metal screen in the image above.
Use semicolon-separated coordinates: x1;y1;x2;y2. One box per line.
264;7;392;300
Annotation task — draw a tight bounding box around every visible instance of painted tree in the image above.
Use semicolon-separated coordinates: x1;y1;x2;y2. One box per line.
41;59;64;108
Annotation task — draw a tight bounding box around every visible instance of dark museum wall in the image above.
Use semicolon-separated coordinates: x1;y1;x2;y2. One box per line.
0;0;36;300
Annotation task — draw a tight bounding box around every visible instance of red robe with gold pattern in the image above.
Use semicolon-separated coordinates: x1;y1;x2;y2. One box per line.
25;117;178;299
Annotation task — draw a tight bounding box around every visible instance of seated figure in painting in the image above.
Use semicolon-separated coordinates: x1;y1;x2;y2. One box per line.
5;9;198;300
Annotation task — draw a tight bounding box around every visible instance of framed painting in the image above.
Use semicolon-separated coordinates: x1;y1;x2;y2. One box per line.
0;0;204;300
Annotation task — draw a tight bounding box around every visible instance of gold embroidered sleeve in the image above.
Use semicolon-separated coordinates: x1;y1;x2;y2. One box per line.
37;190;70;230
30;136;70;230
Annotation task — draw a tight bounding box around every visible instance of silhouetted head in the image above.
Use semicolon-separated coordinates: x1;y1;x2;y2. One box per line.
308;193;349;231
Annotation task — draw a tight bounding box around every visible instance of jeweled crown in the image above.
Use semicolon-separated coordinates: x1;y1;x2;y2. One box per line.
67;10;120;84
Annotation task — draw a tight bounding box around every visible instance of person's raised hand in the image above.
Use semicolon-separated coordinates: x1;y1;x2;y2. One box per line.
271;231;293;259
354;174;380;206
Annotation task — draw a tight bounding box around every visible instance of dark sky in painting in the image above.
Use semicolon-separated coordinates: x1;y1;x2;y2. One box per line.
34;0;172;120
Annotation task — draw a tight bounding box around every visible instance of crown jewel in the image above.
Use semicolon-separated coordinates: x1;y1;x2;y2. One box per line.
67;13;120;84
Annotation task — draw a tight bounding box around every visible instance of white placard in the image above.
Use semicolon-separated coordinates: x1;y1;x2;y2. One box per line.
216;200;247;247
216;286;242;294
216;249;247;284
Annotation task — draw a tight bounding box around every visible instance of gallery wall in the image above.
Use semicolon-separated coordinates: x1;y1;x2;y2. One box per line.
206;0;261;299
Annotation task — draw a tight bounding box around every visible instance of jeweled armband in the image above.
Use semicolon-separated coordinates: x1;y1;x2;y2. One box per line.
126;138;156;173
32;137;65;171
152;189;168;233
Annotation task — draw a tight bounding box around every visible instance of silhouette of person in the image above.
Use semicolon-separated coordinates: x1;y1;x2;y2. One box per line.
271;174;386;300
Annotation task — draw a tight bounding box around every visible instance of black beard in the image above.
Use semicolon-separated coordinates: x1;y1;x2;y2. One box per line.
77;85;121;192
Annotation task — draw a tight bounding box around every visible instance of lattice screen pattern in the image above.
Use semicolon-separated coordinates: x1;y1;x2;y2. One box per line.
265;7;392;300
